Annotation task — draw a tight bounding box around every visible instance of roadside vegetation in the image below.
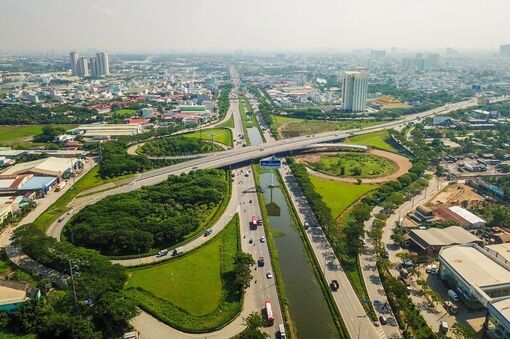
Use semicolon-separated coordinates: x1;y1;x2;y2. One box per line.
138;135;218;156
307;153;396;178
0;124;78;145
64;169;229;256
125;215;245;333
11;222;139;338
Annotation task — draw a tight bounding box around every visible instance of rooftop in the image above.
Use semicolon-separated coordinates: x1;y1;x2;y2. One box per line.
410;226;480;248
440;244;510;288
449;206;486;225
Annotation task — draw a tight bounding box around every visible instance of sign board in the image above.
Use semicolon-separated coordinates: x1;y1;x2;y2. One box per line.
260;155;281;169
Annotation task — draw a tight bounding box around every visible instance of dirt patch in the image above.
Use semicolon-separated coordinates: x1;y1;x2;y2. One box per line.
427;183;484;208
295;149;412;184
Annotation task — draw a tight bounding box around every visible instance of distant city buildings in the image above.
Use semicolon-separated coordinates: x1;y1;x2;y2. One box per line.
371;50;386;58
500;44;510;57
69;51;109;77
341;71;368;112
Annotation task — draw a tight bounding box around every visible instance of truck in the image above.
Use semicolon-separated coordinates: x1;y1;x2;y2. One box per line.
157;249;168;257
173;247;184;256
278;324;286;339
251;216;258;230
265;300;274;326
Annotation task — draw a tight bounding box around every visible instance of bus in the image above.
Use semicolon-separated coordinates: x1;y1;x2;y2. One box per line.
265;300;274;326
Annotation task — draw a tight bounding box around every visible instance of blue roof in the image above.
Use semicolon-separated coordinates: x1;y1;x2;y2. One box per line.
20;176;58;190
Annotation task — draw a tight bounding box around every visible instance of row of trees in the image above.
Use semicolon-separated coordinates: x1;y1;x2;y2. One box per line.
217;85;232;119
10;223;138;338
0;104;99;125
65;169;228;255
139;136;215;157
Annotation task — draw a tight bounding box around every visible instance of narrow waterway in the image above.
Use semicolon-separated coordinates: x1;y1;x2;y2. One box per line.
259;171;339;339
247;127;264;145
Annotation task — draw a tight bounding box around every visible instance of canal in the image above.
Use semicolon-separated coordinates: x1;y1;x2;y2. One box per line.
247;127;264;146
258;170;339;339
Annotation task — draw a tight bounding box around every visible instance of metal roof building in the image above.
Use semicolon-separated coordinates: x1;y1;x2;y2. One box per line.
408;226;482;255
448;206;487;228
1;157;79;177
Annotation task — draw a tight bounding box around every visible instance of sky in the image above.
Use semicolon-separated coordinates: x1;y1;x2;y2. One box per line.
1;0;510;53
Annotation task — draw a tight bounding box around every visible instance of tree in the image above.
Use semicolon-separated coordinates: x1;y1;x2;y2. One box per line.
238;312;269;339
234;253;255;290
38;313;100;339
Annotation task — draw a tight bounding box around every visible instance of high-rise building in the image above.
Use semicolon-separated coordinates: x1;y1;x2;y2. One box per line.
341;71;368;113
77;57;89;77
500;44;510;57
69;51;79;75
371;50;386;58
96;52;109;76
89;57;99;76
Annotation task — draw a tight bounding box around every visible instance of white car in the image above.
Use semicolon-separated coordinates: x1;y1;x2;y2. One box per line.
266;271;273;279
260;236;266;243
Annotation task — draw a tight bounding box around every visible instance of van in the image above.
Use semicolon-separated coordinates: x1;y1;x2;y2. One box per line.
448;289;459;301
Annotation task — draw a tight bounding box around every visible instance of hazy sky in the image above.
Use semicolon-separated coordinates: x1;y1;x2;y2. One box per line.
2;0;509;53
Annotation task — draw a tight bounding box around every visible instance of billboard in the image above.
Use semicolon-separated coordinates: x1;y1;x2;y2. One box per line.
260;155;281;169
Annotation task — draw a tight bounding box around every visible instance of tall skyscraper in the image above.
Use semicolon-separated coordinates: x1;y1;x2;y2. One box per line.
89;57;99;76
69;51;79;75
96;52;110;76
77;57;89;77
341;71;368;113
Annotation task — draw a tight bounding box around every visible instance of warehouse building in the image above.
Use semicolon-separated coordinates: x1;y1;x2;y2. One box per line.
439;244;510;309
485;298;510;339
1;157;81;178
435;205;487;229
68;124;143;138
407;226;482;256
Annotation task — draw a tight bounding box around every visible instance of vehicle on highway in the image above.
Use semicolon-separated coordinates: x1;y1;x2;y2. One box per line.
260;236;266;243
278;324;286;339
157;249;169;257
57;217;63;222
330;280;339;291
379;315;388;325
249;238;254;244
249;199;252;203
251;216;258;230
258;257;265;267
173;247;184;256
266;271;273;279
257;219;262;226
204;228;213;236
265;300;274;326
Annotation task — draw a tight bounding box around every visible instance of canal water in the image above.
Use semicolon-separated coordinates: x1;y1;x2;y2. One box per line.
247;127;264;145
259;171;339;339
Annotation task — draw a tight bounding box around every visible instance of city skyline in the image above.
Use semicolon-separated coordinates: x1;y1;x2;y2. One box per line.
1;0;510;53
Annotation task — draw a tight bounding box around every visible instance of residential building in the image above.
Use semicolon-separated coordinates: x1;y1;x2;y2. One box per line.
69;51;79;75
96;52;110;76
77;57;89;77
341;71;368;112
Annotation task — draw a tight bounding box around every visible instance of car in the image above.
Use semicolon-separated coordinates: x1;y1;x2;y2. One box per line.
330;280;339;291
249;199;252;203
258;257;265;267
260;236;266;243
249;238;253;244
204;229;213;236
379;315;388;325
266;271;273;279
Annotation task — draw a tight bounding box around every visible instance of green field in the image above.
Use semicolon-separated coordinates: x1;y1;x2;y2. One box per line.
309;176;377;218
345;131;396;152
309;153;396;178
125;215;241;332
272;115;380;138
184;128;232;147
217;115;234;129
32;165;132;230
0;124;78;145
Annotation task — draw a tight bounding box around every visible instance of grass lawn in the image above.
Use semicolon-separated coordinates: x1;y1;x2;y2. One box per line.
345;130;396;152
309;175;378;218
125;215;241;332
309;153;396;178
272;116;380;138
0;125;78;145
218;115;234;129
184;128;232;147
32;165;132;231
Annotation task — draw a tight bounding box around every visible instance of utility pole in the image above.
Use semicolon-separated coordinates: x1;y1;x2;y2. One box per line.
69;260;78;310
